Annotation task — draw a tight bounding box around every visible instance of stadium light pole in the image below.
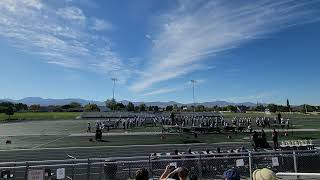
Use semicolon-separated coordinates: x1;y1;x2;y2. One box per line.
190;80;197;112
111;78;118;100
111;78;118;111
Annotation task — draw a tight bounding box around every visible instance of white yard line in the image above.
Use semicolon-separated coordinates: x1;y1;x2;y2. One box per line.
32;136;68;149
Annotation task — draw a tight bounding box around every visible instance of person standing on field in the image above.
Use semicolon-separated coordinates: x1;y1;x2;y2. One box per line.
87;123;91;133
272;129;279;150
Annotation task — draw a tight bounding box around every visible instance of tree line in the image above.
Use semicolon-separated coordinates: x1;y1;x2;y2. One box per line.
0;100;319;116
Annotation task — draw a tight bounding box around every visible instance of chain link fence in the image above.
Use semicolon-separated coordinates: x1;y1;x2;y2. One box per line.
0;150;319;180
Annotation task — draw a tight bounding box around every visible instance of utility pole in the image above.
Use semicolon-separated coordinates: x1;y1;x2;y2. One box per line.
190;80;197;112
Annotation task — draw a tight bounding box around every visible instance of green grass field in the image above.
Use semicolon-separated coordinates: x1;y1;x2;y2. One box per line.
0;111;319;150
0;131;318;150
0;112;81;121
222;112;320;129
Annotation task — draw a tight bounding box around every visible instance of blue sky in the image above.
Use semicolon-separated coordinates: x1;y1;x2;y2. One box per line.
0;0;320;105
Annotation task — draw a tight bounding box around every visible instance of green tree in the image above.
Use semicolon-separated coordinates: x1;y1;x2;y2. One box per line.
14;103;28;112
105;99;116;111
173;104;179;111
29;104;41;112
287;99;291;112
226;105;237;113
166;105;173;111
139;103;146;111
0;102;14;107
115;103;125;110
0;102;14;113
84;104;100;112
305;104;316;112
300;104;307;114
5;106;14;120
255;105;265;112
267;104;278;113
127;102;135;111
153;106;159;112
69;102;82;108
196;105;205;112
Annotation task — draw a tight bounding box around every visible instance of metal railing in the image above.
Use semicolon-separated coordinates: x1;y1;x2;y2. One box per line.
0;150;319;180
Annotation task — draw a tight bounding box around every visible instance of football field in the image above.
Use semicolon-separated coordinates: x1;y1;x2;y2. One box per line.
0;112;319;162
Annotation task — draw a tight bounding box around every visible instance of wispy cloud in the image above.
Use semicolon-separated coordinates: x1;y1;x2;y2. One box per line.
56;6;86;23
0;0;130;82
225;92;276;103
131;0;320;92
142;87;179;96
143;79;206;97
91;18;113;31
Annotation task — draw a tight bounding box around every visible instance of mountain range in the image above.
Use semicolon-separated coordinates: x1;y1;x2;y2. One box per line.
0;97;258;107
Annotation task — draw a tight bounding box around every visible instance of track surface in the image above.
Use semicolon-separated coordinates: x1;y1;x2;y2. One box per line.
0;140;319;163
0;142;250;162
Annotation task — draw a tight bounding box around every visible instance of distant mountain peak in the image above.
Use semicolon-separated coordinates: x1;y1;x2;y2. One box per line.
0;97;258;107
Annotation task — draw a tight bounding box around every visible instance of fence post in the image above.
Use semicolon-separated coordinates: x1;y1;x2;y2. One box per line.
71;160;75;180
249;152;253;180
198;154;203;180
24;162;29;179
99;160;103;180
293;151;300;179
293;151;298;173
87;159;91;180
148;155;153;178
13;162;16;180
24;162;29;180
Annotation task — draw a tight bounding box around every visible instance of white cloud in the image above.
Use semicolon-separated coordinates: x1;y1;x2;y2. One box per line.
131;0;320;92
0;0;42;12
143;88;179;96
0;1;129;82
145;34;151;39
91;18;113;31
225;92;275;103
130;63;204;92
56;6;86;23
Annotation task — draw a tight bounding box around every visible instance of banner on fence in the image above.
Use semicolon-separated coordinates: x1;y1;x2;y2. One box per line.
27;169;44;180
272;157;279;167
236;159;244;167
57;168;65;179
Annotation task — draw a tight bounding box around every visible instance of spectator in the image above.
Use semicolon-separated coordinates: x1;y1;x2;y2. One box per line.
173;149;181;159
216;147;221;153
205;149;210;154
272;129;279;150
135;168;149;180
160;165;188;180
189;174;198;180
253;168;277;180
223;168;240;180
187;148;192;154
87;123;91;133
